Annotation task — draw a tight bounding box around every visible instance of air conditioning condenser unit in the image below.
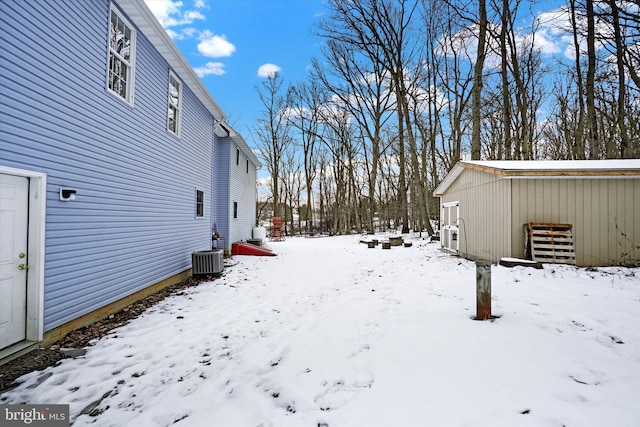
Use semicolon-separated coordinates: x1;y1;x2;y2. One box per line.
192;250;224;276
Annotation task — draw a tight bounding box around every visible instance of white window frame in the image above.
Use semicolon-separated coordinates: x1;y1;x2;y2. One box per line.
195;189;205;219
167;71;182;136
107;5;136;105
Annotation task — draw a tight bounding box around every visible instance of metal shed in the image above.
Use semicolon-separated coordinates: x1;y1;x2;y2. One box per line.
432;160;640;267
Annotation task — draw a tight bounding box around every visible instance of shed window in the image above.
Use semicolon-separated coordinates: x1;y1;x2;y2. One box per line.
236;148;240;165
233;201;238;219
107;6;135;103
167;72;181;135
246;158;249;173
196;190;204;218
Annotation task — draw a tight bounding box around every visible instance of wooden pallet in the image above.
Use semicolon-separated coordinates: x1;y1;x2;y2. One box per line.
526;222;576;265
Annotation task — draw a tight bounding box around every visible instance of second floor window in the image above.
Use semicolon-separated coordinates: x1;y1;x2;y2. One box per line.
108;6;135;103
168;73;181;135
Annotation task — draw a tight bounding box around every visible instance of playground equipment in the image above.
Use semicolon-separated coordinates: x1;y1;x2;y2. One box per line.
270;217;284;241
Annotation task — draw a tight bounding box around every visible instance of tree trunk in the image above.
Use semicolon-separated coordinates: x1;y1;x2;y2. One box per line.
500;0;511;160
570;0;586;159
471;0;487;160
609;0;630;158
585;0;599;158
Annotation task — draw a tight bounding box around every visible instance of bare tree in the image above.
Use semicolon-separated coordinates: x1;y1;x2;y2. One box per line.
600;0;638;157
313;2;396;232
316;97;361;234
436;1;474;169
286;79;325;231
585;0;599;158
471;0;488;160
280;144;304;235
254;72;292;220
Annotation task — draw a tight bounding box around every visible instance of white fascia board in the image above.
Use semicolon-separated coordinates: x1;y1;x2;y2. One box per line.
461;159;640;173
433;163;465;197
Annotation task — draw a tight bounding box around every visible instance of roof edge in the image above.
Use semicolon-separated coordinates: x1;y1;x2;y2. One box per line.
434;160;640;197
460;160;640;176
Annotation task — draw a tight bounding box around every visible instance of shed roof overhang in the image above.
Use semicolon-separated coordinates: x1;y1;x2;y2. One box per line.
433;159;640;197
118;0;226;123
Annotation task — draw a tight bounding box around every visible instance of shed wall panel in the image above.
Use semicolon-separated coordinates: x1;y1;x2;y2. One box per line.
511;178;639;266
439;169;511;262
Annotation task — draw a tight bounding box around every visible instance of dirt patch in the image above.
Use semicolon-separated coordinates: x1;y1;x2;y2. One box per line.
0;274;219;394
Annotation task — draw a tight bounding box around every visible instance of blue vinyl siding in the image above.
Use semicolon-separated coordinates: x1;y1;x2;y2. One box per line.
215;138;231;247
219;137;256;243
229;143;258;243
1;0;215;330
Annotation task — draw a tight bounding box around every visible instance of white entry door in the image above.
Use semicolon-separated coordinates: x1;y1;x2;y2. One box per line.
0;174;29;348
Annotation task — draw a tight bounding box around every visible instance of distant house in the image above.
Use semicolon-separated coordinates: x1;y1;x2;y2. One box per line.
433;160;640;267
0;0;259;360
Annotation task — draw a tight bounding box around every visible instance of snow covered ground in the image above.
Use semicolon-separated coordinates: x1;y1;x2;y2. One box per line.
2;234;639;427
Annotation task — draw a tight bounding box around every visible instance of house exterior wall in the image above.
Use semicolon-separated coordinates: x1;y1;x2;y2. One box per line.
0;0;215;331
229;142;258;244
438;168;511;262
215;137;258;247
210;130;220;241
215;137;231;248
511;177;640;266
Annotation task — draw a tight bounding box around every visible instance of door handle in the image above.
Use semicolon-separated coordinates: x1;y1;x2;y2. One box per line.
18;264;28;270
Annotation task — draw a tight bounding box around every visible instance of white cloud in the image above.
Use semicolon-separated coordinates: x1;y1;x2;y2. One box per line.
164;28;180;39
257;63;281;78
144;0;205;28
193;62;226;77
184;10;205;21
536;8;575;59
535;6;618;61
144;0;181;27
163;27;198;40
531;27;562;56
194;0;206;8
198;30;236;57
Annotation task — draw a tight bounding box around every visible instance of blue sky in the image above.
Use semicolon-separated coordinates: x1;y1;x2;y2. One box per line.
142;0;584;150
143;0;327;140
